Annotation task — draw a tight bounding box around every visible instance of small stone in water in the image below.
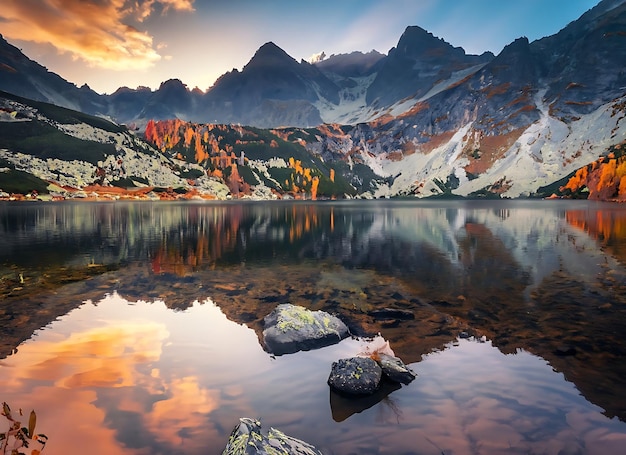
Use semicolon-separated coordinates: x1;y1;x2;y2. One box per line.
328;357;382;395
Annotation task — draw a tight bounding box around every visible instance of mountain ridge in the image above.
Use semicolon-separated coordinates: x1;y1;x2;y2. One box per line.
1;0;626;201
2;1;621;130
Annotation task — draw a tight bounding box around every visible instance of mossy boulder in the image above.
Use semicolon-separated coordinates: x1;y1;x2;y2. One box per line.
222;417;322;455
327;357;382;396
262;303;349;355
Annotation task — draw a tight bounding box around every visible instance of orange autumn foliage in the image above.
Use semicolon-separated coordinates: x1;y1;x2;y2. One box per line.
561;144;626;201
145;120;227;166
143;120;341;199
184;126;194;147
286;157;321;199
145;119;187;150
311;176;320;200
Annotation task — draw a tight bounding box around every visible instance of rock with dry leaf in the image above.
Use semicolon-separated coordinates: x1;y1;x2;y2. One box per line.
327;336;417;396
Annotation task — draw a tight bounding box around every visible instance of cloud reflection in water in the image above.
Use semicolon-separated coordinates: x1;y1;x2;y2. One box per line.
0;293;260;454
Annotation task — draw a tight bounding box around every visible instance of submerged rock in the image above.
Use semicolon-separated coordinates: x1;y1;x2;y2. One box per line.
368;307;415;320
328;357;382;395
222;417;323;455
376;353;417;384
555;345;577;356
262;303;349;355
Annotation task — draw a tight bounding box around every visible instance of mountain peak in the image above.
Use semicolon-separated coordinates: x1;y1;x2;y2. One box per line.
158;78;187;91
392;25;465;59
257;41;283;54
254;42;292;60
244;42;298;71
401;25;431;37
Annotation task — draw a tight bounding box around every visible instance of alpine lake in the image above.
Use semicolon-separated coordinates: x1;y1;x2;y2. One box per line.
1;199;626;455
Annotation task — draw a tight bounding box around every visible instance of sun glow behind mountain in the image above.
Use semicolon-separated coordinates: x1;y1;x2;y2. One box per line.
0;0;598;94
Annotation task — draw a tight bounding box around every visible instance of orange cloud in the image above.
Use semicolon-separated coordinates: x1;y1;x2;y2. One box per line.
132;0;195;21
0;0;195;70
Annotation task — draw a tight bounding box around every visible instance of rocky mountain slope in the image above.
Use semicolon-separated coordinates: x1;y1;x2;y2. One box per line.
0;35;105;115
293;0;626;199
0;90;355;200
0;90;230;199
196;42;342;128
0;22;494;128
0;0;625;200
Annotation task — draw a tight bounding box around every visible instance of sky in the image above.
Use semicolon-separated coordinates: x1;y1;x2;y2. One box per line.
0;0;601;94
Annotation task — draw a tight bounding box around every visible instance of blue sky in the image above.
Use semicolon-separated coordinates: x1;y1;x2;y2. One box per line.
0;0;601;94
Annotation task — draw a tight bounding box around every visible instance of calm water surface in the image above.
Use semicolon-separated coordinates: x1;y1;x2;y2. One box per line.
1;200;626;455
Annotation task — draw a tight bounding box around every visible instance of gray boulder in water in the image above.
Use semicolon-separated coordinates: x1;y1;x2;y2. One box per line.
262;303;349;355
222;417;323;455
377;353;417;384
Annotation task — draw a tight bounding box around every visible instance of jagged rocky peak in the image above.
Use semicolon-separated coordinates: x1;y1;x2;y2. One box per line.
111;86;153;96
366;24;493;106
244;41;298;70
578;0;626;25
158;78;187;91
153;78;191;102
529;0;626;116
393;25;464;59
484;36;539;83
134;78;194;121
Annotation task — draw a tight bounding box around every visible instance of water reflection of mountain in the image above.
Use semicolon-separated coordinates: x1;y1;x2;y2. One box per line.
1;200;626;421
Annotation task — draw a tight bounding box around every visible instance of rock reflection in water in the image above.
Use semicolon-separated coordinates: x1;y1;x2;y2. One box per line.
329;380;402;423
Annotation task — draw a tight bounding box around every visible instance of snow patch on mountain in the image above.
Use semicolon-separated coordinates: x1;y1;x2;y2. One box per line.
314;74;380;125
387;63;488;118
308;51;327;64
314;62;488;126
458;93;626;197
359;123;473;198
356;93;626;198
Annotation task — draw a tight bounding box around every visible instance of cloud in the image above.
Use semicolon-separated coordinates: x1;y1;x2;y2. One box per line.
0;0;195;70
130;0;195;22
